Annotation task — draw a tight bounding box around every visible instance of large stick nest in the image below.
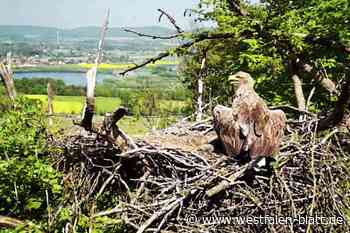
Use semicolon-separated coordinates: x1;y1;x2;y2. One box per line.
52;118;350;233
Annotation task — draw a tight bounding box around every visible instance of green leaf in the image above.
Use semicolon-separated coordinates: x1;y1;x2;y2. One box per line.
26;198;42;210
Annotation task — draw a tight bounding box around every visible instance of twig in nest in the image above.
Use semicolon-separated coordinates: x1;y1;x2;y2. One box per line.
206;160;255;198
136;196;185;233
75;107;137;150
92;205;123;218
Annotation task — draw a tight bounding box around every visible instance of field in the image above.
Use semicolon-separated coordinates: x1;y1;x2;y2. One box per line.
25;94;188;136
14;62;178;74
25;95;187;115
78;60;178;70
26;95;121;115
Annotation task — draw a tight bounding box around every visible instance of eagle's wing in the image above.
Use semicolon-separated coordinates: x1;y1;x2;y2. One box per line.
213;105;241;156
249;109;286;159
236;101;250;138
252;102;270;137
269;109;286;140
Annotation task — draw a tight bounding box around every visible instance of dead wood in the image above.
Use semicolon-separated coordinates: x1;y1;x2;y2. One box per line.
0;215;24;228
47;82;54;126
196;55;207;122
0;53;17;101
80;10;110;130
300;63;338;95
157;9;183;33
317;77;350;131
52;117;349;233
291;74;306;112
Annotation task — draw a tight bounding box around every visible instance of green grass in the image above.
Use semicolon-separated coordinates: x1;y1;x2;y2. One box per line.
14;64;89;73
25;95;121;115
13;62;178;74
25;95;188;136
50;115;149;137
25;95;188;116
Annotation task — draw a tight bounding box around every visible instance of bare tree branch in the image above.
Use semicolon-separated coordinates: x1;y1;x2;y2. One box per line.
0;215;24;228
0;52;17;101
119;32;235;75
304;35;350;55
80;9;110;130
299;62;339;95
157;9;184;33
291;74;306;112
124;28;181;40
47;82;54;126
289;60;306;115
317;76;350;131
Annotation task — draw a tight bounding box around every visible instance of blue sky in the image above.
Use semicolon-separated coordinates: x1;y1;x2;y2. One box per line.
0;0;199;28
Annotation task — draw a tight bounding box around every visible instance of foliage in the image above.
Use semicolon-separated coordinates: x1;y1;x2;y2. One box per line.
0;98;62;222
14;72;191;102
179;0;349;113
15;78;85;96
25;94;189;117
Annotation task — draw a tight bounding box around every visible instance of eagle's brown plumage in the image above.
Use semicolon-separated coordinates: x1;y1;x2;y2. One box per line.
213;71;286;161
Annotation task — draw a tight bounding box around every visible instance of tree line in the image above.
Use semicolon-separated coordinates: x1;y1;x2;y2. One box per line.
13;77;191;102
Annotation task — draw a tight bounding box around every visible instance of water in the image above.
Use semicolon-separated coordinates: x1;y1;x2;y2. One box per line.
14;72;117;86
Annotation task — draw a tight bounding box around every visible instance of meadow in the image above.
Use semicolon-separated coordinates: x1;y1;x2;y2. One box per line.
25;94;189;136
14;61;178;74
26;95;121;115
16;65;190;136
25;95;188;115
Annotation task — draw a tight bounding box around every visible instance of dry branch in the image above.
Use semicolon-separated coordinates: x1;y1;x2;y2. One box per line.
0;215;24;228
317;76;350;131
196;55;207;122
80;9;110;130
54;117;349;233
124;28;180;40
47;82;54;126
119;32;235;75
304;35;350;55
291;74;306;112
0;52;17;100
206;161;253;198
300;63;338;95
157;9;184;33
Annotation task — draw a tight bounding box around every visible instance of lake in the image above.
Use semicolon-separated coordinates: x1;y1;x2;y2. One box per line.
14;72;117;86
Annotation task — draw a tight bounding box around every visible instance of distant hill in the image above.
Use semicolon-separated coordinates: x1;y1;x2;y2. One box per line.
0;25;176;42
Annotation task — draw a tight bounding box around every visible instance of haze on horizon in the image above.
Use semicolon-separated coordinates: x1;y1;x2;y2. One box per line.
0;0;199;29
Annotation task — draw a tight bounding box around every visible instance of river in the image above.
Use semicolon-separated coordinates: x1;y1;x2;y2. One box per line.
14;72;117;86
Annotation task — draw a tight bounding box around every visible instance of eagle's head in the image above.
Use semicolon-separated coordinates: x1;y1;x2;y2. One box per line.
228;71;255;89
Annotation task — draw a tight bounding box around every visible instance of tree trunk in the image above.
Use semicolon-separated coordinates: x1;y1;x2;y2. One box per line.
291;74;306;111
196;57;206;122
0;52;17;101
80;9;110;130
301;63;338;95
317;77;350;131
81;68;97;130
47;82;55;126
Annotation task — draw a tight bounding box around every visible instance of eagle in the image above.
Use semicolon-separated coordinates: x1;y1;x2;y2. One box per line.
213;71;286;162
